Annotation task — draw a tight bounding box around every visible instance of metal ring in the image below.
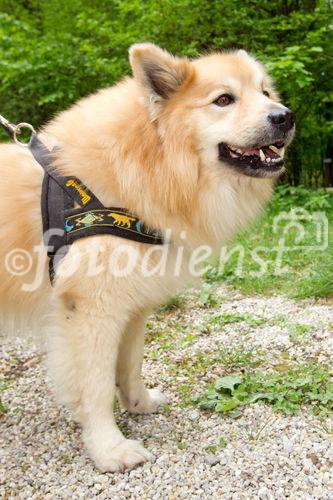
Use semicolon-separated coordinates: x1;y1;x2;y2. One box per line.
13;122;36;147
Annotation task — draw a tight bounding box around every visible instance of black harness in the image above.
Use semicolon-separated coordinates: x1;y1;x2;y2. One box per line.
0;117;163;282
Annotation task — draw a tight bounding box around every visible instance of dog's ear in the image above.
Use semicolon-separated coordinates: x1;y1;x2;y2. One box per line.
129;43;191;110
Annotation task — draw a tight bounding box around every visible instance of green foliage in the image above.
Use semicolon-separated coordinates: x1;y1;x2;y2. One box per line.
206;312;249;327
0;1;332;185
205;185;333;298
217;348;263;369
213;312;264;326
199;284;220;308
194;364;333;418
218;437;227;449
0;398;7;414
269;184;333;212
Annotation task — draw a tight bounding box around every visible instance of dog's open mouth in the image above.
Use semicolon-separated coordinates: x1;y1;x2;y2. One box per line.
218;141;286;178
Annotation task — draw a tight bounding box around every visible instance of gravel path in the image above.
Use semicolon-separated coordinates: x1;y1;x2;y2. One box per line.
1;286;333;499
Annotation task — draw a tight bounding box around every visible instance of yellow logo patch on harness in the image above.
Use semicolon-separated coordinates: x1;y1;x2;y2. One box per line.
75;212;104;227
66;179;91;205
108;213;136;229
64;208;163;245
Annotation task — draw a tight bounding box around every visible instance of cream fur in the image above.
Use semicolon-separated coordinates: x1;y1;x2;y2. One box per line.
0;43;293;471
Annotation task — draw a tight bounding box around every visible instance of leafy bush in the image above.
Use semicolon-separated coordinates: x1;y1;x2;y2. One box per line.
0;0;332;186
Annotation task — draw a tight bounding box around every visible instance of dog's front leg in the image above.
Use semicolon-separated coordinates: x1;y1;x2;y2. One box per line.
116;312;167;413
47;294;152;472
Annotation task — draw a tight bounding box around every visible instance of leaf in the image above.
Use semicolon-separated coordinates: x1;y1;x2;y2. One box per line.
216;399;240;412
215;376;243;393
0;397;7;414
228;409;243;419
246;392;275;403
219;437;227;449
198;399;217;410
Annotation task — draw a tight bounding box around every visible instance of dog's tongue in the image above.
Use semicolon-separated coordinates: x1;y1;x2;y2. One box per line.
243;148;260;156
243;146;278;158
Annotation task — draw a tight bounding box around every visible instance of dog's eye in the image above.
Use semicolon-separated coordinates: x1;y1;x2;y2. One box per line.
214;94;234;107
263;90;270;97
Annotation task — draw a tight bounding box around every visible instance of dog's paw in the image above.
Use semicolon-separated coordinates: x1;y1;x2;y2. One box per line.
92;439;153;473
120;387;167;414
131;387;168;414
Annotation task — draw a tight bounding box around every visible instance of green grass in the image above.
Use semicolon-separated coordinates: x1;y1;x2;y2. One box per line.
205;185;333;299
199;284;221;308
193;364;333;419
205;312;266;329
207;312;249;327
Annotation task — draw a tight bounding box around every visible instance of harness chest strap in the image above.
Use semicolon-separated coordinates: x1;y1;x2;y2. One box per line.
28;133;163;281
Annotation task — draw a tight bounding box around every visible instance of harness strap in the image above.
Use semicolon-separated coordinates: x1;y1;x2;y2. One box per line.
27;133;163;283
30;133;103;209
41;168;74;281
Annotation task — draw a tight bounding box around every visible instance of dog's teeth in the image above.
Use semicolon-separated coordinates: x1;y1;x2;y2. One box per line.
236;148;242;154
269;145;285;158
269;145;279;154
259;149;265;162
230;151;239;158
266;157;271;163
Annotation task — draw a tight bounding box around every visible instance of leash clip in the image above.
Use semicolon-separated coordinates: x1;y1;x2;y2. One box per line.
0;114;35;146
0;114;16;136
13;122;36;147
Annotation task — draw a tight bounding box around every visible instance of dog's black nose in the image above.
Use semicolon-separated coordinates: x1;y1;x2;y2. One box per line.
268;108;294;132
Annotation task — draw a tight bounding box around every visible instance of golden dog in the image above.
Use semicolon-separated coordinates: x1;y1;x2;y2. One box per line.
0;43;294;471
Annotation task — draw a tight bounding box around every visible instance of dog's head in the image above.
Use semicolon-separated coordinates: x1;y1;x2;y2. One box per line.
129;43;295;180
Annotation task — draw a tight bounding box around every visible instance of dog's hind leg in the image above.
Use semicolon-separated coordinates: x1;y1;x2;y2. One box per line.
47;292;153;472
116;312;167;414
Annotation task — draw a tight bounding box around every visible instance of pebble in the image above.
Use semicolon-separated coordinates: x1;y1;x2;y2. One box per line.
205;454;221;466
282;437;293;454
188;410;200;421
